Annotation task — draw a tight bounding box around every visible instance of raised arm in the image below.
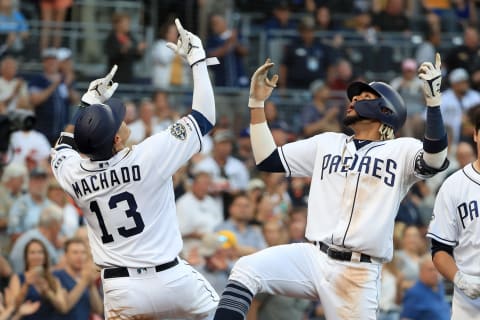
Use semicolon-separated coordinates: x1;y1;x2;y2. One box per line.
417;53;449;173
166;19;217;135
247;59;285;172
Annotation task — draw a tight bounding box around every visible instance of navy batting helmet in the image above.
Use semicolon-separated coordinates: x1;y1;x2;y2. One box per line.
74;98;126;161
346;81;406;132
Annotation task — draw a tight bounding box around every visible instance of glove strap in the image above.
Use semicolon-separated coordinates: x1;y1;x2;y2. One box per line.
191;57;220;68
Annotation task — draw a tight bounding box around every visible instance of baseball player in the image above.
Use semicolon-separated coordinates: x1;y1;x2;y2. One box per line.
50;19;220;319
213;54;449;320
427;110;480;319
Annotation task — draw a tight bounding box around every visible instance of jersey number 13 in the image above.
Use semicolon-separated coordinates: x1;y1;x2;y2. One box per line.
89;191;145;243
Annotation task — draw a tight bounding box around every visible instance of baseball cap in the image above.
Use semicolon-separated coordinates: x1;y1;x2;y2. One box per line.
213;129;235;143
239;127;250;138
449;68;469;84
402;59;417;71
56;48;72;61
247;178;266;191
216;230;237;249
41;48;58;60
298;16;315;31
310;79;327;95
29;166;48;178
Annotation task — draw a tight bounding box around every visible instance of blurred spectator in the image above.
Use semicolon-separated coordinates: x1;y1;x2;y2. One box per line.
328;59;355;91
0;163;27;254
287;177;309;208
253;193;274;225
264;100;290;135
9;238;66;318
56;48;79;106
378;258;402;320
193;232;234;295
127;98;155;145
415;26;441;68
263;1;296;75
0;0;28;57
8;167;51;243
7;110;51;167
123;100;137;125
194;129;250;217
262;172;291;218
176;172;223;256
287;207;307;243
445;24;480;74
40;0;73;49
395;225;423;292
314;5;344;50
261;219;287;247
302;80;341;137
151;90;179;132
151;20;190;89
0;56;29;113
9;204;63;274
451;0;477;31
372;0;410;32
0;286;40;320
279;16;336;89
235;128;255;174
105;13;146;83
29;48;75;145
390;59;425;138
206;14;249;87
46;179;79;239
264;1;296;33
215;193;267;257
400;255;450;320
441;68;480;144
52;238;103;320
246;178;265;209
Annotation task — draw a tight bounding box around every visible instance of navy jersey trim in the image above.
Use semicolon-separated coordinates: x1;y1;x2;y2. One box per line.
462;164;480;186
190;110;213;136
256;149;285;173
426;232;457;246
279;146;291;177
79;149;131;172
187;115;203;153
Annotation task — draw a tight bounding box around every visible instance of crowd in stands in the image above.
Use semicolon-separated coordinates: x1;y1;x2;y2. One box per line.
0;0;480;319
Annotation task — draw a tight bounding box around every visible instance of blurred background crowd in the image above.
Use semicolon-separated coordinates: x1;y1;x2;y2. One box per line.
0;0;480;319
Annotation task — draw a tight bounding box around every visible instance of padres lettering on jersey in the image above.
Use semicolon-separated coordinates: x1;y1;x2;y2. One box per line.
278;132;425;261
320;153;397;187
51;116;203;268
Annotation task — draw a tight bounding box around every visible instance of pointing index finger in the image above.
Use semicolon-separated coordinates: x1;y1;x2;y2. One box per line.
175;18;187;39
105;65;117;82
435;53;441;70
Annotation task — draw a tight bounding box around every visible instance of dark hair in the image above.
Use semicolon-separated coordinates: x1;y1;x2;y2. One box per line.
64;237;87;252
23;239;58;291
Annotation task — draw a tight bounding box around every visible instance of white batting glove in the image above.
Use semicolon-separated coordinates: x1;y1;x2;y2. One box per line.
166;18;206;67
418;53;442;107
249;58;279;108
81;65;119;105
454;271;480;299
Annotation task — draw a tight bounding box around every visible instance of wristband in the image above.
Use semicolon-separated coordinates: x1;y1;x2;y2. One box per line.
248;98;264;108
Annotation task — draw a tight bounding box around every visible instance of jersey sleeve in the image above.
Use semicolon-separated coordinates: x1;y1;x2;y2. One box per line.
50;138;82;192
134;115;202;179
278;135;320;177
426;179;459;246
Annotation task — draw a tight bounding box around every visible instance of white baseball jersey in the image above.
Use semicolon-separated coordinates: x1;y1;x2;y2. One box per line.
278;132;429;261
51;115;202;268
427;163;480;313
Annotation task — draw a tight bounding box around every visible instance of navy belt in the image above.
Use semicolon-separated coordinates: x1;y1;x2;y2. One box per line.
316;242;372;263
103;258;179;279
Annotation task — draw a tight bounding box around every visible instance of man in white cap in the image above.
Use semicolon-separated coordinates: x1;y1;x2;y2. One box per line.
441;68;480;144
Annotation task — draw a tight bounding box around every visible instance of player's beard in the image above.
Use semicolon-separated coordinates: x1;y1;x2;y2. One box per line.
343;114;370;127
